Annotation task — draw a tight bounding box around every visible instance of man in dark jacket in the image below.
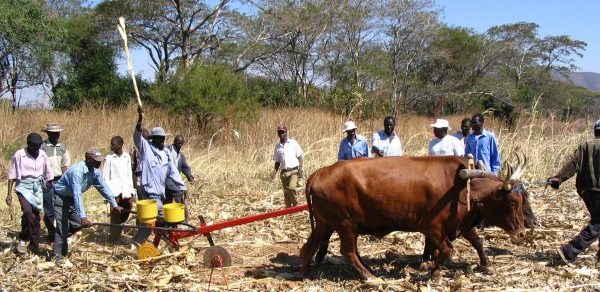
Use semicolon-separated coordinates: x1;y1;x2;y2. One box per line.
549;119;600;266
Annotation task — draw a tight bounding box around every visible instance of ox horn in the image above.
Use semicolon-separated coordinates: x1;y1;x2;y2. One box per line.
510;151;528;180
503;162;513;191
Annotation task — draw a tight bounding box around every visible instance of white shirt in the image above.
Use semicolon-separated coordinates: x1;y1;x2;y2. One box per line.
429;135;465;156
102;152;136;198
453;131;466;144
273;138;303;170
372;130;403;156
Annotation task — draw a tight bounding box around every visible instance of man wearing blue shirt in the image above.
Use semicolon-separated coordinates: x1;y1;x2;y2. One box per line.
52;148;122;264
338;121;369;161
464;113;501;175
133;106;187;244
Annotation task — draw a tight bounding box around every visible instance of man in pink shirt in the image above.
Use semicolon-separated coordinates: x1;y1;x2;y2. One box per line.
6;133;53;254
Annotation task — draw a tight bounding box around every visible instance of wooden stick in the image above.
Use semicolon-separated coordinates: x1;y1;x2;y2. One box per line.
117;17;142;107
467;155;475;211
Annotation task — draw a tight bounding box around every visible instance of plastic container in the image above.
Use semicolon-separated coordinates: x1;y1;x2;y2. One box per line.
164;203;185;223
137;199;158;224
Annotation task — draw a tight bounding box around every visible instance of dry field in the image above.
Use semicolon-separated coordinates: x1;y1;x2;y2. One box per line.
0;104;599;291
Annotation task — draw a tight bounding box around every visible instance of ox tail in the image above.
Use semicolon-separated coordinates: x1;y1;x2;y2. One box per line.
305;169;322;231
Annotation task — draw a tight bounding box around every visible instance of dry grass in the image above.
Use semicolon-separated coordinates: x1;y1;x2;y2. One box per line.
0;104;598;291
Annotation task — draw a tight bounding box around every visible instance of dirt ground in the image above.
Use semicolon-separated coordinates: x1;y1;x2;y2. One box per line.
1;183;599;291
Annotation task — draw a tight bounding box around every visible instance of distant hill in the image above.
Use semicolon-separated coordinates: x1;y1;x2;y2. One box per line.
553;71;600;92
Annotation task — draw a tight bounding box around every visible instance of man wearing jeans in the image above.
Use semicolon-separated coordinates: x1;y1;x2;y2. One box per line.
271;125;304;208
549;120;600;267
52;148;122;265
133;106;187;244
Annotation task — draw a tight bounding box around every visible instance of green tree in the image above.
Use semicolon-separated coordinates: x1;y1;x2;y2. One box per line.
416;26;490;114
0;0;64;110
51;14;140;109
150;64;256;127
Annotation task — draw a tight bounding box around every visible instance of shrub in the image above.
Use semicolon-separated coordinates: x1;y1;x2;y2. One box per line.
150;64;257;128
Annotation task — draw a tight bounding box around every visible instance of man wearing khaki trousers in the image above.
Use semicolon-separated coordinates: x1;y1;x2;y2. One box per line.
271;125;304;208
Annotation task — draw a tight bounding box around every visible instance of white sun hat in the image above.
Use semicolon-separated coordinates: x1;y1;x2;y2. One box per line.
342;121;358;133
430;119;451;129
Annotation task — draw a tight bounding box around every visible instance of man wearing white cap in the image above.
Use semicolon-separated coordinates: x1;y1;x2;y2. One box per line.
372;116;403;157
40;122;71;242
428;119;464;156
338;121;369;160
548;119;600;267
52;148;122;265
133;106;187;244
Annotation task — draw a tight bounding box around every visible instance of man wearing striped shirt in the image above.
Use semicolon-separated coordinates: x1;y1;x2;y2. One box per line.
41;123;71;242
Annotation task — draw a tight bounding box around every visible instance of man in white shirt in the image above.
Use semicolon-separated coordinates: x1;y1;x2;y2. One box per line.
429;119;465;156
270;125;303;208
372;116;403;157
102;136;136;242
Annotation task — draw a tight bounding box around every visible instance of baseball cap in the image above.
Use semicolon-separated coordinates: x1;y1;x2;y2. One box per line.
85;147;104;162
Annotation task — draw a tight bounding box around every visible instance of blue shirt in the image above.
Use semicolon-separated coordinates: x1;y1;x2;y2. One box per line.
464;130;501;175
134;129;186;196
338;135;370;160
54;161;117;218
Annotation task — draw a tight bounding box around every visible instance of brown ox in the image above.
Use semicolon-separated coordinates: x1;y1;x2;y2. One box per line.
300;155;531;280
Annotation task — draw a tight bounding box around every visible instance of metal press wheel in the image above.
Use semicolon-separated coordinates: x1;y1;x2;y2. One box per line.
137;242;161;260
203;245;232;268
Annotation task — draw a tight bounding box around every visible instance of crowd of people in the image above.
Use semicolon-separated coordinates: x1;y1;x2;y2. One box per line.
5;108;600;267
5;106;195;265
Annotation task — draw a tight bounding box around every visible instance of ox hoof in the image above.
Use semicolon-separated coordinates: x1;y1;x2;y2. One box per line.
419;261;434;271
475;265;494;274
431;270;443;283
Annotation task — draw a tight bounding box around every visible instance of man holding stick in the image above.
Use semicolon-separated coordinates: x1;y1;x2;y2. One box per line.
132;106;187;244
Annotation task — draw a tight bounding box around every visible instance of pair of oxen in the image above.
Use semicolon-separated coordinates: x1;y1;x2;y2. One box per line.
301;154;534;280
